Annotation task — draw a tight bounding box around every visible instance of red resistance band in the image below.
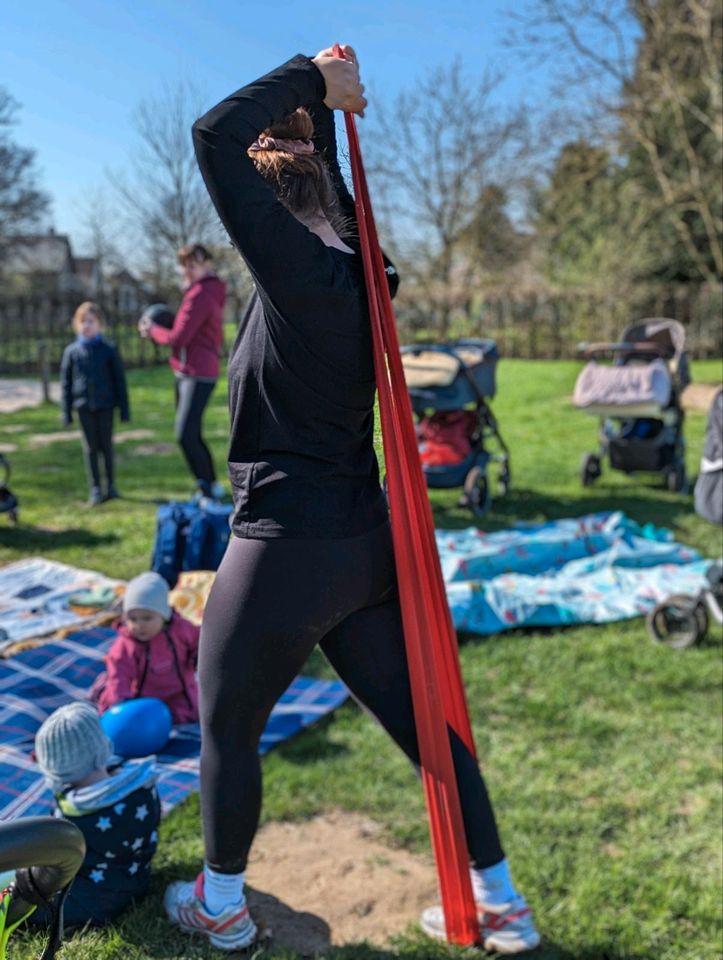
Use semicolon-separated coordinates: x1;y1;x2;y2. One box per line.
332;45;481;945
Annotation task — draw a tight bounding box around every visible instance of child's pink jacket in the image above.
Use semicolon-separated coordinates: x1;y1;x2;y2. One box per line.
97;612;200;724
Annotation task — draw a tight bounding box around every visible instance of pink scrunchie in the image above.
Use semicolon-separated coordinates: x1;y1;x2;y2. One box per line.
248;136;315;155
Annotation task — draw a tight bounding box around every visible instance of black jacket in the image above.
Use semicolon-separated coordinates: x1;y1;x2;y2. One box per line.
60;336;130;423
193;55;397;539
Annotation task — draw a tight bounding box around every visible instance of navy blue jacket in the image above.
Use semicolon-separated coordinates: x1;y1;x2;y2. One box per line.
60;336;130;424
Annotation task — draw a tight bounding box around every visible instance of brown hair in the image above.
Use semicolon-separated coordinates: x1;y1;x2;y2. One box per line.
177;243;213;267
249;108;350;237
72;301;103;332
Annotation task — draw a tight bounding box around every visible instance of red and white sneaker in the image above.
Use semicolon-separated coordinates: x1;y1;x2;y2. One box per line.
420;895;540;954
164;873;258;951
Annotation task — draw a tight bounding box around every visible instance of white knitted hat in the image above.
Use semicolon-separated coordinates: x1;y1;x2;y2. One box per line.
35;701;113;792
122;571;171;619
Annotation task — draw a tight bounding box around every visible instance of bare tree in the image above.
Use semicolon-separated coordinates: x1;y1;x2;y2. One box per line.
112;82;224;289
80;188;127;297
0;87;50;256
507;0;723;283
363;61;527;337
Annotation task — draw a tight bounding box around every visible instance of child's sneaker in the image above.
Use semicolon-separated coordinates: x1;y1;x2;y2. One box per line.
164;873;258;951
87;486;103;507
105;485;120;500
420;895;540;954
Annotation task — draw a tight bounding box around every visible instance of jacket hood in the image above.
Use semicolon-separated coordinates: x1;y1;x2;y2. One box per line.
197;273;226;307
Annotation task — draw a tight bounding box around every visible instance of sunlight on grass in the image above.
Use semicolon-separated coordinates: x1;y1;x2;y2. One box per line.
2;359;721;960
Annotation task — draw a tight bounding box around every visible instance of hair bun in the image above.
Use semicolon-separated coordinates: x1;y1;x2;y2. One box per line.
265;107;314;142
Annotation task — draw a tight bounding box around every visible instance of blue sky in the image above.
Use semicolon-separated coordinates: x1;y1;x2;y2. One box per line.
2;0;630;253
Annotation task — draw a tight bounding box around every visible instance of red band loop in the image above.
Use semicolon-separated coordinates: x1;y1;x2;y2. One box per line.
332;44;480;946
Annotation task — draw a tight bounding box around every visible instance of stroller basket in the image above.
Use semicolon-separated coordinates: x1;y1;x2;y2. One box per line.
401;338;498;414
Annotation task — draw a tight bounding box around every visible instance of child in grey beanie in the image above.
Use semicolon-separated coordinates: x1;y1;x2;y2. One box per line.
32;702;160;929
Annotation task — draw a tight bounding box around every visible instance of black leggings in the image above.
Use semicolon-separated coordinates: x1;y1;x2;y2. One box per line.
77;407;114;489
174;376;216;488
199;521;504;874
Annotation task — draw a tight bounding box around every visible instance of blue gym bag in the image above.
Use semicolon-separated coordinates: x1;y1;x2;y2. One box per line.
151;500;233;587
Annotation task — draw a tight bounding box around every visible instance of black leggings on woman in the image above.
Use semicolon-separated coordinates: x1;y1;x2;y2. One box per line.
174;376;216;489
199;520;505;874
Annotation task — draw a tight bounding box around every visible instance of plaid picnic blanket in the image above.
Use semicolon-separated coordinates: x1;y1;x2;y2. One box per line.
0;627;348;820
0;558;123;651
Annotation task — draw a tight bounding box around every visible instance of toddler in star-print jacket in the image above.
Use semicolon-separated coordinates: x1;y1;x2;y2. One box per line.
32;701;161;929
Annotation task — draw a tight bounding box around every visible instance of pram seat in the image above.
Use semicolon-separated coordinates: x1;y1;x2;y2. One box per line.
573;358;672;418
575;318;690;491
400;338;509;517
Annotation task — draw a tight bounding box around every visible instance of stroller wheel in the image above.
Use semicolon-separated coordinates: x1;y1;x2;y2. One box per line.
463;466;491;518
581;453;601;487
8;508;19;525
666;458;688;493
646;594;707;648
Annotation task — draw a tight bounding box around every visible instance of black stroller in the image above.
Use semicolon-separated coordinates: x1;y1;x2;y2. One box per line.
0;452;19;523
574;318;690;492
646;389;723;648
400;338;510;517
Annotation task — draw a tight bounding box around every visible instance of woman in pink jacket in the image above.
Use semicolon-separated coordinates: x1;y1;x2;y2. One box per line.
97;572;200;724
139;243;226;499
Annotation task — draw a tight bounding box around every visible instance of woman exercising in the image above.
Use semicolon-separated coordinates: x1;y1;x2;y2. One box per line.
163;46;540;955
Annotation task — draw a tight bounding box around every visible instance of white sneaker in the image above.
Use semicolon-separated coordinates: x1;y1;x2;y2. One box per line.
164;873;257;951
420;895;540;954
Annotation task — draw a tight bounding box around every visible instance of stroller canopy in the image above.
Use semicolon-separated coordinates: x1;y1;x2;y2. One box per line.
401;339;498;413
620;318;690;390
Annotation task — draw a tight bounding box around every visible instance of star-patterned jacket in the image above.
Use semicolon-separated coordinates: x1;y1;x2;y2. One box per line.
55;757;160;926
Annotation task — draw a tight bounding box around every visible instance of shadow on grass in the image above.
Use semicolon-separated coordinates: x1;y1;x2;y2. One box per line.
274;714;349;765
0;525;119;551
432;486;694;533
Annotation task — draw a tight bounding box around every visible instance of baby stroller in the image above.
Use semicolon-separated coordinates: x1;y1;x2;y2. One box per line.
574;318;690;492
400;338;510;517
0;452;19;524
646;387;723;648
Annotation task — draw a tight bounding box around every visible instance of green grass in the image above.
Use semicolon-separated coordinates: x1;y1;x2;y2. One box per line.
2;360;721;960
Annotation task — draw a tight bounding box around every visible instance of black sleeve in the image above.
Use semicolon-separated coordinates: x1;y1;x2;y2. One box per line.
109;344;130;421
59;346;73;424
192;56;343;307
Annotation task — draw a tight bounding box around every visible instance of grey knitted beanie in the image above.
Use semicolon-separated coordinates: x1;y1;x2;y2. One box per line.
35;701;113;792
123;571;171;619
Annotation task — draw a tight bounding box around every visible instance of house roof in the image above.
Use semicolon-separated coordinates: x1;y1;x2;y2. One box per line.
5;233;75;274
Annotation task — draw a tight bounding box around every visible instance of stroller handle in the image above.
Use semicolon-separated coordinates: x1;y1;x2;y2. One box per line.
577;340;673;361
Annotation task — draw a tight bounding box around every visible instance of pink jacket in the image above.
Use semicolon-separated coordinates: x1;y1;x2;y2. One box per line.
150;274;226;379
97;612;200;724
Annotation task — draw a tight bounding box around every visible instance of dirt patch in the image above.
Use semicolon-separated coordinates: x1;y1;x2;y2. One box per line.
0;443;17;454
26;428;157;448
1;425;27;434
0;379;61;413
681;382;721;412
27;429;81;447
242;811;437;954
133;442;176;457
114;429;155;442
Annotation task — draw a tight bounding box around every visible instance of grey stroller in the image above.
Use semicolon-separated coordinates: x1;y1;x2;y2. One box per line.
574;318;690;491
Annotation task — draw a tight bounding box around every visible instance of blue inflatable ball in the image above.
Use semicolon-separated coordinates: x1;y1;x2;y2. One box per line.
101;697;173;757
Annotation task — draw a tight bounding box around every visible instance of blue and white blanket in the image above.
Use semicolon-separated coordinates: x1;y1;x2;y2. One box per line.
0;558;121;650
0;627;348;820
437;511;713;634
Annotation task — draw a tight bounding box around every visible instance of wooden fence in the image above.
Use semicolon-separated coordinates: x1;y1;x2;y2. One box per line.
1;284;720;378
